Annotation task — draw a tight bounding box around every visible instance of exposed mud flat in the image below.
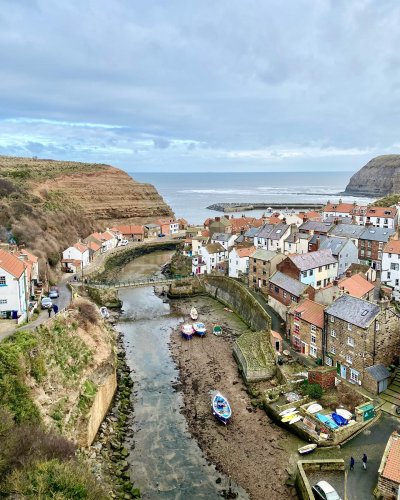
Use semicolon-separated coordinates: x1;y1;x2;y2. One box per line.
169;296;298;500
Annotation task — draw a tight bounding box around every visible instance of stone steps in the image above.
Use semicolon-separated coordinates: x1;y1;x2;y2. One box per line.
380;393;400;405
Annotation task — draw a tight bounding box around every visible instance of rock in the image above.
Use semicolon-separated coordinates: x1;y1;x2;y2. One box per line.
344;155;400;196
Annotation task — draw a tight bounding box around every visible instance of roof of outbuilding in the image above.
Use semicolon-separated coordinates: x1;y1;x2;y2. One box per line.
382;432;400;484
365;364;390;382
289;249;337;271
269;271;309;297
325;295;380;328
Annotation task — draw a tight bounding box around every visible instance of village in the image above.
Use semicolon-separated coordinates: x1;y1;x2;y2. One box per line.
1;201;400;498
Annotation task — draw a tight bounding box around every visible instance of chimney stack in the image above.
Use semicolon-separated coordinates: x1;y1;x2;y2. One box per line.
346;269;352;277
216;217;220;222
333;278;339;286
316;236;320;250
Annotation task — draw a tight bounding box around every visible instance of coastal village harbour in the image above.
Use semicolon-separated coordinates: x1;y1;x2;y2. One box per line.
89;248;400;500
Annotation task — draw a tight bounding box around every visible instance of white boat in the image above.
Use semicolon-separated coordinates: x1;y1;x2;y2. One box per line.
298;443;317;455
181;323;194;340
193;322;206;337
336;408;353;420
190;307;198;320
99;306;109;319
212;393;232;425
307;403;322;414
289;415;302;425
279;407;296;417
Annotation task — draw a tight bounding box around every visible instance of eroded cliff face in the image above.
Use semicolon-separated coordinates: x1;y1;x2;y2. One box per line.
344;155;400;196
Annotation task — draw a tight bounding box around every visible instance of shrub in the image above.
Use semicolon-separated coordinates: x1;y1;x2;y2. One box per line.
74;300;99;326
306;383;323;400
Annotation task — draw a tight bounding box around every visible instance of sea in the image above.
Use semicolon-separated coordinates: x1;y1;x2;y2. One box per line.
130;171;375;225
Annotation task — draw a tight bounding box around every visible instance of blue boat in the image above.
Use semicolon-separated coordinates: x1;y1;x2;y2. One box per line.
193;322;207;337
316;413;339;430
331;412;348;426
212;393;232;425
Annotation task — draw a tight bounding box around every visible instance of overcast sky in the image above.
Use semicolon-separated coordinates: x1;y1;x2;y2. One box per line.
1;0;400;172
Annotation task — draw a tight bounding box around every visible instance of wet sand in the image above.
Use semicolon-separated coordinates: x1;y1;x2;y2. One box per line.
169;296;297;500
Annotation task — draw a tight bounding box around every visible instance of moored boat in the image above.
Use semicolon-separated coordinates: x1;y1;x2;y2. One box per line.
289;415;302;425
298;443;317;455
316;413;339;430
190;307;198;320
193;322;206;336
213;325;222;336
181;323;194;340
212;393;232;424
279;407;296;417
335;408;352;420
99;306;109;319
306;403;322;414
331;412;348;426
281;411;299;423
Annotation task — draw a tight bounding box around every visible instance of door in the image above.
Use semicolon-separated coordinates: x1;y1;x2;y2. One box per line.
378;378;389;394
336;361;341;375
301;342;308;355
341;365;347;379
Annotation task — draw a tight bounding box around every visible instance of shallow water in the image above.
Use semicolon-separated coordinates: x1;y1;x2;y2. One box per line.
117;252;248;499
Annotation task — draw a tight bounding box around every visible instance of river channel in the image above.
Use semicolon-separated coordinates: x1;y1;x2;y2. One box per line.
115;250;400;500
116;251;248;499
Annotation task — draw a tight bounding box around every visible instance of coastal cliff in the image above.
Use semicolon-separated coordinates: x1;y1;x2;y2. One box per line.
0;156;173;269
344;155;400;196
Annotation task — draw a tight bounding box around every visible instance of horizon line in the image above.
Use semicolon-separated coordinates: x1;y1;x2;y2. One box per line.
129;170;356;174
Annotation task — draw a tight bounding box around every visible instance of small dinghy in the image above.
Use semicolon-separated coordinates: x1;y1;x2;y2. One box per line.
99;306;109;319
316;413;339;430
213;325;222;336
306;403;322;414
298;443;317;455
279;407;296;417
289;415;302;425
193;322;206;336
212;393;232;425
181;323;194;340
336;408;352;420
331;412;348;426
190;307;198;320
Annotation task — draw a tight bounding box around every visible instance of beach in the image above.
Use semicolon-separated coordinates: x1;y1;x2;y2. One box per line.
169;296;298;500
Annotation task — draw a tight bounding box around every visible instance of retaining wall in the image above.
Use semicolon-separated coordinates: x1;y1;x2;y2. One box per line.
296;460;345;500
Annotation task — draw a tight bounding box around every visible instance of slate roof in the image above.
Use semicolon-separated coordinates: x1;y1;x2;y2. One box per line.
212;233;233;242
319;237;349;256
289;249;337;271
325;295;380;328
254;223;274;238
244;227;259;238
360;227;395;242
309;234;327;245
299;221;333;233
269;271;309;297
251;249;280;261
144;223;160;229
365;364;390;382
329;224;365;239
268;223;289;240
285;232;310;243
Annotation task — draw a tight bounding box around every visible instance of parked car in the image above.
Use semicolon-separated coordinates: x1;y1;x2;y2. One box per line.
49;288;59;299
120;239;129;246
41;297;53;310
158;233;166;238
312;481;342;500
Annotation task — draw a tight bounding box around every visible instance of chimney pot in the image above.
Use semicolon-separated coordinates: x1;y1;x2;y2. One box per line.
346;270;352;277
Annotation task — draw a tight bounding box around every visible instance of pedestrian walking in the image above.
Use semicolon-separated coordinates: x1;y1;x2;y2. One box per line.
53;304;59;315
47;307;52;318
362;453;367;470
350;456;355;470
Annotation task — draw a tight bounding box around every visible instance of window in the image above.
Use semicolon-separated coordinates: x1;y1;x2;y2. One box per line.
253;266;257;273
388;272;391;279
0;276;6;286
316;280;321;287
347;336;355;347
262;279;267;286
310;345;317;358
330;316;335;323
310;324;317;333
330;346;336;354
350;369;359;383
311;334;316;344
0;299;7;304
347;323;352;331
396;279;399;286
291;296;297;303
302;271;307;278
318;266;322;272
325;264;330;270
331;329;336;338
309;269;313;276
274;286;279;293
326;357;333;366
391;263;399;271
283;291;287;298
346;353;353;364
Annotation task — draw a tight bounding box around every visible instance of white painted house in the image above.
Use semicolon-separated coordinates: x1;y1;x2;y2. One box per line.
0;249;28;320
192;243;227;275
382;240;400;294
254;223;290;251
365;207;398;229
211;232;237;251
228;246;256;278
62;242;90;268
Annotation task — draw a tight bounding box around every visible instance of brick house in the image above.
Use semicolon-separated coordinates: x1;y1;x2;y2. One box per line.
249;249;286;293
324;295;400;387
277;249;338;289
209;217;232;237
358;226;395;271
376;431;400;499
287;298;325;361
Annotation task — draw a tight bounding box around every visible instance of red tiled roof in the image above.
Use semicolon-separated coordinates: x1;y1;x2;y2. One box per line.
236;246;256;258
88;241;101;252
19;249;38;263
323;202;355;213
116;225;144;235
270;330;282;340
157;219;176;225
384;240;400;255
298;211;322;221
201;230;210;237
382;433;400;483
293;298;325;328
267;216;282;225
339;274;374;298
73;242;89;253
230;217;263;233
61;258;82;265
100;231;114;241
367;206;397;218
